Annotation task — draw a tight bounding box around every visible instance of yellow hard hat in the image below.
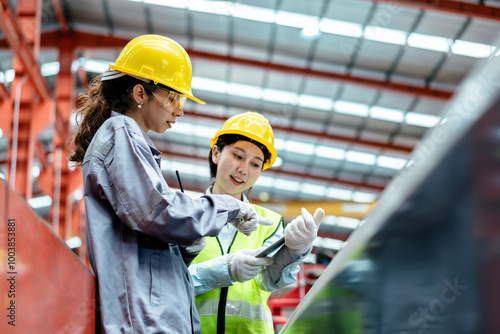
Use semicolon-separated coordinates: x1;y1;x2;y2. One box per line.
110;34;205;104
211;112;277;170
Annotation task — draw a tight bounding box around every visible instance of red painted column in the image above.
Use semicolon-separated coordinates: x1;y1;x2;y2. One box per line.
5;0;42;199
50;35;77;239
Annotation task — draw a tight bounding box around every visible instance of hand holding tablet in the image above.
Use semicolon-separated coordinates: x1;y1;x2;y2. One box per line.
255;237;285;258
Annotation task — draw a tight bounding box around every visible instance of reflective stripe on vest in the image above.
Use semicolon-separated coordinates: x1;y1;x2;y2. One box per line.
196;299;274;328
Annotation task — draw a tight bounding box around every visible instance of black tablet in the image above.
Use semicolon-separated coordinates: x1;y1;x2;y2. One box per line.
255;237;285;258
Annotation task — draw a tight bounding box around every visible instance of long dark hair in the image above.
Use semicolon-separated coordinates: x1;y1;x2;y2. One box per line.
68;74;156;164
208;134;271;199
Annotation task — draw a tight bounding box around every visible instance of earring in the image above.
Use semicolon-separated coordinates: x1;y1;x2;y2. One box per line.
138;103;142;109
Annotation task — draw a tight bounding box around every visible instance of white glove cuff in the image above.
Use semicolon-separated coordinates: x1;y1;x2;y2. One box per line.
227;253;236;282
291;244;312;256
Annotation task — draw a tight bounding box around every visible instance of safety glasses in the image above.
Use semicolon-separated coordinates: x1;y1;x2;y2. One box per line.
151;88;187;111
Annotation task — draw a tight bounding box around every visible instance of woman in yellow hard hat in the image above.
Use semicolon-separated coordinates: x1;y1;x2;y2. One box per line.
69;35;274;333
189;112;325;333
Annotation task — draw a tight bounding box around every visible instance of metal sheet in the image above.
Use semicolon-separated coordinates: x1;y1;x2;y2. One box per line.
0;179;96;333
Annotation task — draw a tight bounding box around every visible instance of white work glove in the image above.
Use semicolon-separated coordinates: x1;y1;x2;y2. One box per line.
230;201;274;236
228;248;274;283
285;208;325;255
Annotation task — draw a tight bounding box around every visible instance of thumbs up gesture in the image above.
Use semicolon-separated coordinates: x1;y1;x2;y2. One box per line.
285;208;325;255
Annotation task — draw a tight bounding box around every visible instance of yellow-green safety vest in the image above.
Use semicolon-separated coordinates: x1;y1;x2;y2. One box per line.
193;204;283;334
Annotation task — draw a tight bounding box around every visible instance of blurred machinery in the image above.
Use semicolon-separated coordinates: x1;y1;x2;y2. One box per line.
280;35;500;334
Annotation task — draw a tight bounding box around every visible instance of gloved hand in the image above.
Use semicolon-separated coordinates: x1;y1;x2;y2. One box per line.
179;237;206;266
230;201;274;236
228;248;274;283
285;207;325;254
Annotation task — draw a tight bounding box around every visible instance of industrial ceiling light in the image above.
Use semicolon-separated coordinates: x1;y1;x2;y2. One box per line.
364;26;407;45
452;40;494;58
41;62;60;76
319;18;363;38
128;0;494;58
167;122;217;139
66;236;82;249
301;183;326;196
272;156;283;168
300;23;321;40
228;82;262;99
345;151;376;166
407;33;450;53
405;112;439;128
376;156;407;170
369;106;405;123
352;191;378;203
334;100;370;117
0;69;15;83
298;94;332;111
326;188;353;201
315;146;346;160
28;195;52;209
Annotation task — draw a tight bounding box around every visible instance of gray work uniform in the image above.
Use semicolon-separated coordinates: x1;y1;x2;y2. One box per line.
82;111;239;333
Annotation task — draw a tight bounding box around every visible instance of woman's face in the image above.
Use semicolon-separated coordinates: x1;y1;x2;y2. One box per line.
131;85;185;133
212;140;264;200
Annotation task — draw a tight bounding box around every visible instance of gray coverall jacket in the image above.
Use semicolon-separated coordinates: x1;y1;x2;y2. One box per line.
82;112;239;333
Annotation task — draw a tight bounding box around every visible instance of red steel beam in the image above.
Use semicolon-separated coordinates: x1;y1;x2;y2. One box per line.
51;0;69;32
368;0;500;22
0;0;50;101
55;36;75;123
53;36;78;240
40;30;130;48
0;81;8;101
159;148;385;192
6;0;43;199
187;49;452;100
186;110;413;154
0;100;10;139
36;31;452;100
0;0;69;140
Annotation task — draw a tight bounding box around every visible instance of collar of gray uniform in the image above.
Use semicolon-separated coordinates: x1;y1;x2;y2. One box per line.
206;186;250;204
110;110;161;156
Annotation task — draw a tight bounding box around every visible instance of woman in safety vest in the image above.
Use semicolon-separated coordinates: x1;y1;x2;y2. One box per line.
190;112;325;333
69;35;274;333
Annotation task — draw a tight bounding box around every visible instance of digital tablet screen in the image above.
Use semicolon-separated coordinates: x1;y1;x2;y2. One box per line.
255;237;285;258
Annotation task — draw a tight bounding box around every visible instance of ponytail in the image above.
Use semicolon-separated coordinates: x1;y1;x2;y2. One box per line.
69;74;153;164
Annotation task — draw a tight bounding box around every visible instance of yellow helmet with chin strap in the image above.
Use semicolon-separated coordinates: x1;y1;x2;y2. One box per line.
211;112;277;170
109;34;205;104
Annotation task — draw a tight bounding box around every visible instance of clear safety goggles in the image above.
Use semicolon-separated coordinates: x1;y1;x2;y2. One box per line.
151;88;187;111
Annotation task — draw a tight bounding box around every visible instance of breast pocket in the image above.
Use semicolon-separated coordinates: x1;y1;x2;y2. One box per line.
150;252;161;306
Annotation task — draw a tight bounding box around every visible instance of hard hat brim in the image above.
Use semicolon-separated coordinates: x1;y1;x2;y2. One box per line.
109;64;206;105
211;129;277;170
